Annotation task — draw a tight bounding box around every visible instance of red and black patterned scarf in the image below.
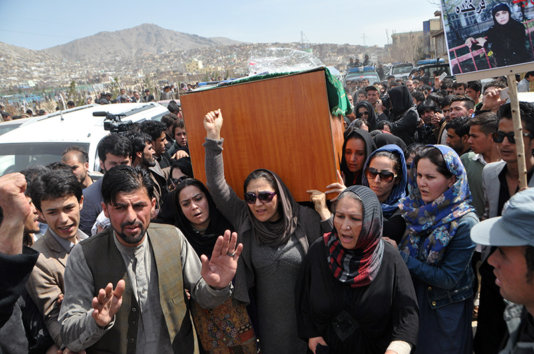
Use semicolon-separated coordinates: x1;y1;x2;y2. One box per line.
324;185;384;287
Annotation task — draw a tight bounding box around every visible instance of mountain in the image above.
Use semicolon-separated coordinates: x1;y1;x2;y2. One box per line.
42;23;241;62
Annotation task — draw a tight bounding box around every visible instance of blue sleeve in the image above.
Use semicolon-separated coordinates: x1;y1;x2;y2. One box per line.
401;214;478;290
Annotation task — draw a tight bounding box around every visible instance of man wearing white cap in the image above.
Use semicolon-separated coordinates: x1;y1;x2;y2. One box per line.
471;188;534;353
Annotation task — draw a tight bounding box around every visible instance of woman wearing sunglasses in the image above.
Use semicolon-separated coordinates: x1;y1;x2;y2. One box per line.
203;109;322;354
354;101;378;131
392;145;478;353
157;177;257;352
361;144;408;242
297;186;419;354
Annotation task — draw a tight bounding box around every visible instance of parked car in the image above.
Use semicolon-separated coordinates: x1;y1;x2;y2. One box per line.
389;63;413;80
344;66;381;89
0;102;169;176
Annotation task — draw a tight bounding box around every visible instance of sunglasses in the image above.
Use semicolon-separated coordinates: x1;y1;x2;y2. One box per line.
493;131;533;144
356;111;370;118
244;191;277;204
366;167;397;183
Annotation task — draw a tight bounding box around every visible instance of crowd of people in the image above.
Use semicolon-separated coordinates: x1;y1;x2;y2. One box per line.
1;64;534;354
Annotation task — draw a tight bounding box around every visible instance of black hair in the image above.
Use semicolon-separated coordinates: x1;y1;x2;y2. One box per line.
414;146;453;179
526;72;534;79
170;157;193;179
140;120;166;141
97;134;132;162
167;100;181;114
483;80;507;93
161;114;177;129
469;112;499;135
349;118;366;130
62;146;89;163
127;132;153;157
47;161;74;174
452;82;467;89
450;95;475;111
369;150;402;181
172;118;186;135
20;165;49;197
411;91;425;104
467;80;482;93
30;169;83;211
376;120;392;130
445;116;471;137
365;85;378;93
101;165;154;205
498;101;534;134
243;170;279;195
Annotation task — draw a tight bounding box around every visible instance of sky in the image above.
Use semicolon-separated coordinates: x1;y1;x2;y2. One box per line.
0;0;441;50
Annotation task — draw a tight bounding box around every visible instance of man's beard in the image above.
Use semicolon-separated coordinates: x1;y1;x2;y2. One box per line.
143;156;156;167
114;220;147;245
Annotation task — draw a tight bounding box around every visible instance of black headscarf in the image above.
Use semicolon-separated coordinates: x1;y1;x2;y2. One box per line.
157;178;233;258
486;3;531;66
354;100;378;131
388;86;413;119
373;132;407;153
340;128;376;186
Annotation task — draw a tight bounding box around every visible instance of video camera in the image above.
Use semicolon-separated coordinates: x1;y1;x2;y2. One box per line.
93;111;133;133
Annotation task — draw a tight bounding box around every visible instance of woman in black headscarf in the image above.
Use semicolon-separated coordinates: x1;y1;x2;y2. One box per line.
385;86;419;146
465;3;531;67
297;185;419;354
340;128;376;186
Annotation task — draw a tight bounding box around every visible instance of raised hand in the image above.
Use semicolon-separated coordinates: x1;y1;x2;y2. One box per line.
91;280;125;328
201;230;243;289
0;173;32;254
204;109;223;140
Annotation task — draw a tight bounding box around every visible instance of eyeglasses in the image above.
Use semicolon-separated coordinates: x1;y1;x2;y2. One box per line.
366;167;397;183
244;191;277;204
356;111;370;118
492;131;533;144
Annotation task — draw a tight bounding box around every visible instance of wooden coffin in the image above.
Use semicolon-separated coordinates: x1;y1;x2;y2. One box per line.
180;68;344;202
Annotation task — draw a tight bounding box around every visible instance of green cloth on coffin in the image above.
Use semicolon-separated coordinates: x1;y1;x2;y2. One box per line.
196;67;351;116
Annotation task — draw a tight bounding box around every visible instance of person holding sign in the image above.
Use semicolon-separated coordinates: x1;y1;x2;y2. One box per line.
465;3;531;67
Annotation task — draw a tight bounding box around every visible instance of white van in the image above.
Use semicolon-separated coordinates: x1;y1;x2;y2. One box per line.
0;102;169;176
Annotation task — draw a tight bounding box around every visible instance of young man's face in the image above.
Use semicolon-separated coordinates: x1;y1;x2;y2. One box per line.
488;246;533;306
446;128;468;155
468;125;493;155
465;87;479;102
496;118;534;163
100;153;131;173
63;152;89;184
454;86;466;95
39;195;83;241
103;187;155;247
153;132;167;155
450;101;472;119
366;90;379;104
174;127;187;147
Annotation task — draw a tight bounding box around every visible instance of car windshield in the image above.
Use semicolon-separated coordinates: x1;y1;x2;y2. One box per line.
0;142;90;175
0;123;23;136
392;66;412;75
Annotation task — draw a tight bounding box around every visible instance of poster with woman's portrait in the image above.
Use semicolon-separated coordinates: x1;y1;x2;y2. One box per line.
442;0;534;79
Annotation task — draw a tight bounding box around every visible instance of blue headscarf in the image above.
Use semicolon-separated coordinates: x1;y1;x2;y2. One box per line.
399;145;475;264
362;144;407;218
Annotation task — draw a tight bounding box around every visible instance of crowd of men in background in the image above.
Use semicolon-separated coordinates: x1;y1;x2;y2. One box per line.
2;63;534;353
